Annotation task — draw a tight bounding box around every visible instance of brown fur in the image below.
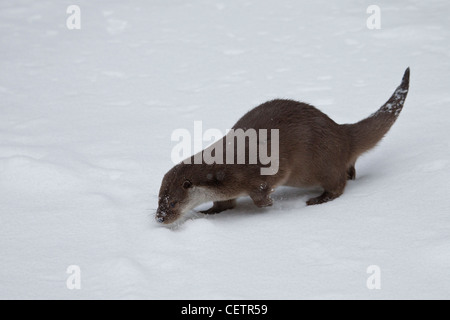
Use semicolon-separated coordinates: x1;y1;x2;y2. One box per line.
156;68;410;224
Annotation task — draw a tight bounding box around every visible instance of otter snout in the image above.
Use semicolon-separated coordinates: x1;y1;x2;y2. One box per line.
155;209;166;223
156;207;181;224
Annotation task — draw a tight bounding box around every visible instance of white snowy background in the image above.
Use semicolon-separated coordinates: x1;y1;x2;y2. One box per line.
1;0;449;299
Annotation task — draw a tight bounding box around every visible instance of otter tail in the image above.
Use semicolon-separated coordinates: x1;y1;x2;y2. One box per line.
347;68;410;161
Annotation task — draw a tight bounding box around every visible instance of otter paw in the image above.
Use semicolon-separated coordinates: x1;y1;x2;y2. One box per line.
252;196;273;208
307;191;341;206
200;199;236;214
306;196;327;206
200;207;222;215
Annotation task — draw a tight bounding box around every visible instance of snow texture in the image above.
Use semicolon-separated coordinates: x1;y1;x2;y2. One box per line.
1;0;449;299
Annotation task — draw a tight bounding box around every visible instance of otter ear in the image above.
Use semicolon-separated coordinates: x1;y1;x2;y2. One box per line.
182;180;193;189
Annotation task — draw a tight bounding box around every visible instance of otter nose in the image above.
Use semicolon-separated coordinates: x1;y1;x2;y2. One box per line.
156;216;164;223
156;208;167;223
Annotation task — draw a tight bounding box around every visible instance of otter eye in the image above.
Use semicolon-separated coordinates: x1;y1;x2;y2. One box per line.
182;180;192;189
170;201;177;208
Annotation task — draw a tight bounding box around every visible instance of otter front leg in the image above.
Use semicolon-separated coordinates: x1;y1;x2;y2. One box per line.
249;185;274;208
201;199;236;214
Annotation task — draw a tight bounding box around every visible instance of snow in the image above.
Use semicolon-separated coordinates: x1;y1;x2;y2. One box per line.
1;0;450;299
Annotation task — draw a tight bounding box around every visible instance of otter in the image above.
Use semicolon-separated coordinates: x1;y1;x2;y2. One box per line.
156;68;410;224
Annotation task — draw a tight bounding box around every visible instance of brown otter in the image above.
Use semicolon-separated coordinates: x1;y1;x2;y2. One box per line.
156;68;410;224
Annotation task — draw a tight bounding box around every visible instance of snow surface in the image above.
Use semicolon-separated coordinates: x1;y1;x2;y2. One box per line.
1;0;450;299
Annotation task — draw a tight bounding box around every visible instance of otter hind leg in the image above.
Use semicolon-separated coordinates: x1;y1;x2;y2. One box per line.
200;199;236;214
307;176;347;206
347;165;356;180
306;190;343;205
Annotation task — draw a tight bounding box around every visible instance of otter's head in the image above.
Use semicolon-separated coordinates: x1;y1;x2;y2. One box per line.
156;164;196;225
